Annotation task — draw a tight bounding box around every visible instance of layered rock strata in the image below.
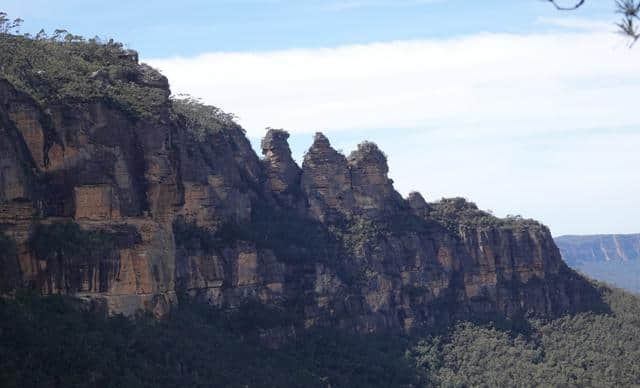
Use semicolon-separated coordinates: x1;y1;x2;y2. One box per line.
555;234;640;265
0;62;599;331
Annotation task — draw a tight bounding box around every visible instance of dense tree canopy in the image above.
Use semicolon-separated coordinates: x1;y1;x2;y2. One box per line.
0;283;639;387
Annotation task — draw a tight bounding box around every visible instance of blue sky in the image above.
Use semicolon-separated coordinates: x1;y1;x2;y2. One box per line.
4;0;612;55
3;1;639;236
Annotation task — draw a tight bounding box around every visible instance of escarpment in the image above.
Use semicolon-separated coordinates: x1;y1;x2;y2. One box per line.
0;42;602;331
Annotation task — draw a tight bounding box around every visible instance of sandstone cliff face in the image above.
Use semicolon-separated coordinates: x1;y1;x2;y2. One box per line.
555;234;640;266
301;133;356;222
261;129;301;197
0;58;600;330
0;76;179;316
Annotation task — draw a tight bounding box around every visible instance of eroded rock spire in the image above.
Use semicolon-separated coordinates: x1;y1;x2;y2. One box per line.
261;128;301;195
301;132;355;220
407;191;431;218
347;141;398;213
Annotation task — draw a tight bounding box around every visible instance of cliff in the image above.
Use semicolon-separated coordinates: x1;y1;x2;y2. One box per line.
555;234;640;266
0;35;601;331
555;234;640;293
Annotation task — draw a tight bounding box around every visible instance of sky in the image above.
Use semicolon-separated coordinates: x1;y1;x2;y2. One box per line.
3;0;639;236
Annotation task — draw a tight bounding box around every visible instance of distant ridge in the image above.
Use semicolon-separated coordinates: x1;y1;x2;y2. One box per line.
555;234;640;266
555;234;640;293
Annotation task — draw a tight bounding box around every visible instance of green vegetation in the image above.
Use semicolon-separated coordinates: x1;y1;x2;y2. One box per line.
0;13;166;119
336;217;388;254
245;207;336;265
172;219;220;254
429;197;541;232
0;283;639;387
410;283;640;387
174;206;338;266
347;140;388;165
335;216;417;255
333;213;433;256
1;12;242;134
572;261;640;294
25;221;139;293
171;94;241;140
173;211;362;292
0;295;421;388
28;221;115;264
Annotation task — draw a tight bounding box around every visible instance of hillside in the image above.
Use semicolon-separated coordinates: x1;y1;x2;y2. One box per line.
556;234;640;293
0;284;637;387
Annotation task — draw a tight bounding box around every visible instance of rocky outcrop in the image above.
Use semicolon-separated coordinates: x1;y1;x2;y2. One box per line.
0;73;178;316
301;132;355;222
347;141;401;215
261;128;301;195
0;48;602;331
172;113;262;227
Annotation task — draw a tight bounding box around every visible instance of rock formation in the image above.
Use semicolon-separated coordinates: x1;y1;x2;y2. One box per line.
301;132;356;222
0;44;602;331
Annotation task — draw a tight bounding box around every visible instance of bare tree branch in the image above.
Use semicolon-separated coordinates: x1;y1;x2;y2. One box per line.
548;0;586;11
546;0;640;45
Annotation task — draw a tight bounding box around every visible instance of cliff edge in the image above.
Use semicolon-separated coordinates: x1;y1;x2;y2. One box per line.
0;35;600;331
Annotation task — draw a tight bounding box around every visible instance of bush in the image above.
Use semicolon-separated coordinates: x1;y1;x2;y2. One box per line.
171;95;240;141
0;29;167;119
409;284;640;387
28;221;114;263
0;294;424;388
429;197;541;232
172;219;219;253
25;221;140;293
1;274;638;387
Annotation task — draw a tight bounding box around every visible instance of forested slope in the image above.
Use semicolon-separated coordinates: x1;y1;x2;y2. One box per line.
1;283;638;387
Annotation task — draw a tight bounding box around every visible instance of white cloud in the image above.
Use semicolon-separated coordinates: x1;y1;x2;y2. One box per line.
146;23;640;235
322;0;446;11
147;29;640;139
537;16;616;32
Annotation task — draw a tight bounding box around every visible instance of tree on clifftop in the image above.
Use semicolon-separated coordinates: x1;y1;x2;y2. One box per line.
2;2;640;44
0;12;22;35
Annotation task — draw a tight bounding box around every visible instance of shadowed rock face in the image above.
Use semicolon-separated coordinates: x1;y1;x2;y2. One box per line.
347;141;402;216
301;132;356;222
0;62;601;331
407;192;431;218
261;128;303;209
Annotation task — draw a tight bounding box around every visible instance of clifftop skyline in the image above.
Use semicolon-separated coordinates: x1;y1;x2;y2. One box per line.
0;33;600;328
3;2;640;236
